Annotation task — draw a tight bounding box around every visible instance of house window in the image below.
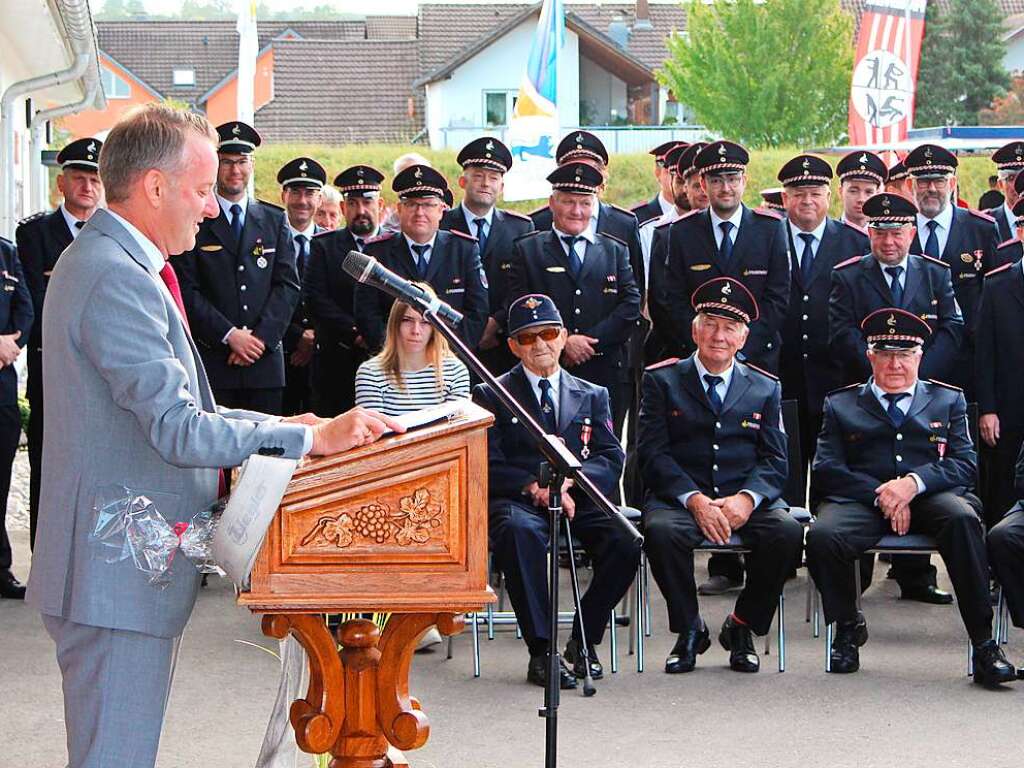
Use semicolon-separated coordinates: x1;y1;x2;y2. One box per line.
100;67;131;99
172;69;196;87
483;91;517;127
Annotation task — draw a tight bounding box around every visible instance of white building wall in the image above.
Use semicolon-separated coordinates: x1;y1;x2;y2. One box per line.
1004;35;1024;74
427;16;580;150
0;65;35;235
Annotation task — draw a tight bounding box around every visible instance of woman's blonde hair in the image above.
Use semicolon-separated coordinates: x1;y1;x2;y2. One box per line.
375;282;452;392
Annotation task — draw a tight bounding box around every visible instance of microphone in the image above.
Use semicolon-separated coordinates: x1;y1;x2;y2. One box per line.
342;250;464;327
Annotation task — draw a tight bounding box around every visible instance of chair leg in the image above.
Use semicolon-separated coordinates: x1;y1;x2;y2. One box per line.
854;558;863;612
471;612;481;678
967;641;974;678
825;621;833;673
805;572;813;623
642;551;652;637
778;590;786;673
627;577;636;657
609;609;619;673
636;562;645;673
446;632;453;660
812;587;820;638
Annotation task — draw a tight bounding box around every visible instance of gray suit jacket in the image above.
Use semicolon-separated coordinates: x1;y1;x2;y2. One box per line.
27;209;308;638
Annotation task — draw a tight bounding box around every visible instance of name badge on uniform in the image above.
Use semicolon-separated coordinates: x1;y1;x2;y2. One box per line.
1;271;14;291
580;417;592;459
744;269;768;276
200;244;222;253
546;266;566;273
690;264;712;271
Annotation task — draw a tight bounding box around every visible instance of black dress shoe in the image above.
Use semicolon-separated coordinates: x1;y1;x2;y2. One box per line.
829;618;866;673
0;570;25;600
973;640;1018;687
665;624;711;674
718;616;759;673
697;574;744;595
563;636;603;680
900;585;953;605
527;654;577;690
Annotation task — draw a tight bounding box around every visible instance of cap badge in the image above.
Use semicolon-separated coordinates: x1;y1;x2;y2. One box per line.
721;282;732;296
924;146;933;159
232;124;241;136
887;313;896;327
718;145;727;156
414;167;422;179
485;140;494;151
859;153;868;163
87;141;96;153
523;297;542;310
576;133;584;144
882;196;890;207
356;167;364;178
299;160;308;172
802;158;810;169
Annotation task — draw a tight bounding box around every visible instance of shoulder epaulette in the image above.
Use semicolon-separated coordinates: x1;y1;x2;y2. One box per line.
364;231;395;245
753;207;782;220
744;362;779;381
654;218;674;231
919;253;950;268
513;229;543;243
826;382;862;395
16;211;46;227
0;235;12;248
968;208;996;223
311;228;335;239
528;205;550;217
597;231;627;247
501;208;533;222
447;228;478;242
927;378;963;392
834;255;861;269
607;203;638;220
645;357;679;371
256;199;285;213
985;261;1015;278
841;219;868;236
639;215;661;229
996;237;1020;250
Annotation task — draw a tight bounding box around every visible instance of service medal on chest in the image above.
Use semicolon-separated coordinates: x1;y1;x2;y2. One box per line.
257;256;268;269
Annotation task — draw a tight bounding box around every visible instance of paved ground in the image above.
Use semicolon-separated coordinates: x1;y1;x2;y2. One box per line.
3;525;1022;768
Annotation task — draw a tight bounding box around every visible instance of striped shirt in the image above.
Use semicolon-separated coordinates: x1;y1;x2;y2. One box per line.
354;356;470;417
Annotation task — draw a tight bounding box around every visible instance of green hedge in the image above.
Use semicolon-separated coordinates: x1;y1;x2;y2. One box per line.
251;143;1002;218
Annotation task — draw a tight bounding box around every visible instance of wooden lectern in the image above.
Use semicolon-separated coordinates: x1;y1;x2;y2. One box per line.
239;403;496;768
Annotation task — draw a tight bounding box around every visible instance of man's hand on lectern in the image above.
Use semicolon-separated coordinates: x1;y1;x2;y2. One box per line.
309;407;406;456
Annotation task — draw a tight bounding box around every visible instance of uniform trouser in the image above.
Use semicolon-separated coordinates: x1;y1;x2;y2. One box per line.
42;613;181;768
806;492;993;644
489;498;641;654
987;509;1024;629
213;387;283;416
643;502;803;636
27;392;41;551
0;405;20;571
282;360;312;417
980;433;1023;529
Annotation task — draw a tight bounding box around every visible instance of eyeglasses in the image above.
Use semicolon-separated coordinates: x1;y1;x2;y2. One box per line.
705;173;744;188
515;327;561;346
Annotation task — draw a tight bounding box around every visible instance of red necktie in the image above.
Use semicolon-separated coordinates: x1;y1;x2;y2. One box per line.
160;261;226;496
159;261;191;334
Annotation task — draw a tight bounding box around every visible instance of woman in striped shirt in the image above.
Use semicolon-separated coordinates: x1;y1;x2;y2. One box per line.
354;284;470;416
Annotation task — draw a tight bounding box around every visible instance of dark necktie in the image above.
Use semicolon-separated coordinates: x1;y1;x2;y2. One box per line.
798;232;815;285
538;379;557;433
354;237;365;251
924;220;940;259
885;265;904;306
411;243;430;277
561;235;583;279
473;217;488;254
704;374;723;414
159;261;191;335
294;234;308;279
884;392;910;427
74;220;85;231
718;221;734;271
230;203;243;245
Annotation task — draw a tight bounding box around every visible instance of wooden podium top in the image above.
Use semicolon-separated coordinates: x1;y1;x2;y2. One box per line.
239;402;496;613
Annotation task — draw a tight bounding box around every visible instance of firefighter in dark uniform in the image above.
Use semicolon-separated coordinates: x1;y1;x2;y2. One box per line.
440;137;534;375
632;140;685;224
278;156;327;416
777;154;869;504
806;308;1017;687
508;162;641;439
473;293;640;689
975;197;1024;529
885;162;911;196
0;236;33;598
663;140;790;376
173;121;298;415
759;188;784;212
639;277;800;675
304;165;385;417
836;150;886;230
904;143;1001;396
354;164;488;352
15;137;102;550
986;141;1024;243
829;192;964;604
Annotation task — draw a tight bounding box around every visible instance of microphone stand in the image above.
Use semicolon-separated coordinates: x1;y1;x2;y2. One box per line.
421;307;641;768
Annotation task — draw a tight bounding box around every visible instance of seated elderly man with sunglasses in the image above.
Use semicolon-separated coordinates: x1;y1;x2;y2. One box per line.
473;293;642;690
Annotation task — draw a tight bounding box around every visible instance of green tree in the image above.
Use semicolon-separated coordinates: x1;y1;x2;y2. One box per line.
658;0;854;148
915;0;1009;126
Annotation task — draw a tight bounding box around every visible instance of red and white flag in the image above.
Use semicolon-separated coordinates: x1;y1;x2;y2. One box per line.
848;0;928;147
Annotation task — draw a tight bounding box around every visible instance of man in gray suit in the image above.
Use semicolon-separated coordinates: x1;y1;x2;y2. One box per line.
26;103;402;768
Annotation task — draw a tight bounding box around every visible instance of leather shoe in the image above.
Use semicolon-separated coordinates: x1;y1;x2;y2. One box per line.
829;616;868;673
697;574;743;595
718;616;759;673
900;585;953;605
527;654;577;690
664;623;710;673
0;570;25;600
973;639;1018;687
563;636;603;680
